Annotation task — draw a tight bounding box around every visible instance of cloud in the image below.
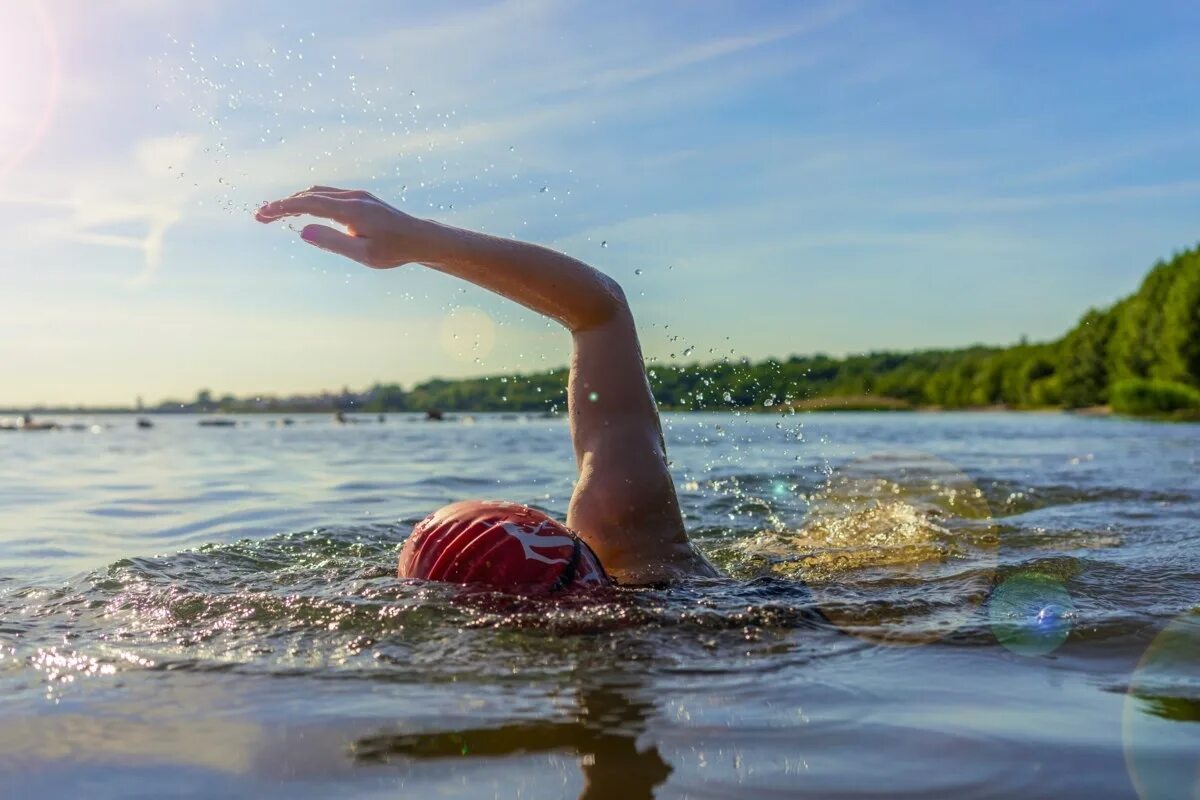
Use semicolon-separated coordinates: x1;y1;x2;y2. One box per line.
910;179;1200;215
0;135;198;285
102;2;859;238
1005;130;1200;187
587;2;857;90
339;0;855;113
64;209;181;286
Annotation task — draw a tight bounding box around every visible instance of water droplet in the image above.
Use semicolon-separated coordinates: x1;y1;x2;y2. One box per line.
634;268;643;276
600;241;608;248
588;392;599;402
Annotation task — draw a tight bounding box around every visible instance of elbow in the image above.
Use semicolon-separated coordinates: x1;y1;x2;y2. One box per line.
572;274;629;332
599;274;629;319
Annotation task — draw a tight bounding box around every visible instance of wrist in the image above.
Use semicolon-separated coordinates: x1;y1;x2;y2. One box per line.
409;217;457;265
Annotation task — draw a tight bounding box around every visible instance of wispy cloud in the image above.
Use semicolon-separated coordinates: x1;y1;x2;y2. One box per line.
587;2;856;90
1;135;198;285
90;1;861;235
910;179;1200;215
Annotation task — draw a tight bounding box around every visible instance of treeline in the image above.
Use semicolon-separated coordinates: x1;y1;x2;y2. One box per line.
356;344;1066;414
352;244;1199;416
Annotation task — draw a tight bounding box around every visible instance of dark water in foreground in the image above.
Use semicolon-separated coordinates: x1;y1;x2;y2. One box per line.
0;412;1196;799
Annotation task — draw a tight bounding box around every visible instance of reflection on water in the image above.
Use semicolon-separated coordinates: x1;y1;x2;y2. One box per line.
1124;612;1200;800
1134;694;1200;724
355;682;671;799
0;412;1197;798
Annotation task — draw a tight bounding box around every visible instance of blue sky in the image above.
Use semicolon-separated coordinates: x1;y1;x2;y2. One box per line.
2;0;1199;405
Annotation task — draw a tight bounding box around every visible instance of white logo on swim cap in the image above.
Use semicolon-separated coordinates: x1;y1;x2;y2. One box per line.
498;520;574;565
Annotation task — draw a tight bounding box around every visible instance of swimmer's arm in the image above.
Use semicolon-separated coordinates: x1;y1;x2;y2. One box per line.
256;187;718;584
256;187;625;330
565;314;720;584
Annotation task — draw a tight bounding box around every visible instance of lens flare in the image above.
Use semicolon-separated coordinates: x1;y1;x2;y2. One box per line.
0;2;61;180
1123;611;1200;800
987;572;1075;656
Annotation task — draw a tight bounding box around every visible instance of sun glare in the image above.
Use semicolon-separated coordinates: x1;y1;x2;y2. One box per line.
0;3;60;179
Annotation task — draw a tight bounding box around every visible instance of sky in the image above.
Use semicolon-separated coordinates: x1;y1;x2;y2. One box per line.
2;0;1200;406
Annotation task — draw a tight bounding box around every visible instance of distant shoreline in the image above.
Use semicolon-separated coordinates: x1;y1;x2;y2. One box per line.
7;401;1199;422
0;400;1114;416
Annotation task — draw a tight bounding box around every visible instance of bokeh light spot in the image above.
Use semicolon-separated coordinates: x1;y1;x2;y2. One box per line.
987;572;1075;656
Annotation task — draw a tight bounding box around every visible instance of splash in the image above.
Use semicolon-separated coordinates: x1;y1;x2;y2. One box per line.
717;450;999;644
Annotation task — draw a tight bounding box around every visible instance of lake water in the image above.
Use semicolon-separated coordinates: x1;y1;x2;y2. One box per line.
0;411;1196;799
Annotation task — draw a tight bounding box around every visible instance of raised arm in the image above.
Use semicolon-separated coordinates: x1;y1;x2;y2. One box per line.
256;187;717;584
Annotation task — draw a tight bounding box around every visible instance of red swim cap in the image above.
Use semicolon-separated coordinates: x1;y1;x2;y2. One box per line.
398;500;609;593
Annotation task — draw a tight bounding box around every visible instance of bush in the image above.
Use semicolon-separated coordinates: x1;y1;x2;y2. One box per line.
1109;378;1200;416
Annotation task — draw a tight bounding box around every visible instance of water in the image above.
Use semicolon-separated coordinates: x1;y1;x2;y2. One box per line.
1;412;1197;799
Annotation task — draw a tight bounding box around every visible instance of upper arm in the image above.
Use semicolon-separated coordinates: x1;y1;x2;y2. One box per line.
564;300;717;584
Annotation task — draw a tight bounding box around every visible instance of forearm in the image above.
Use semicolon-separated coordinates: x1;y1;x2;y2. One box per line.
414;219;627;333
256;189;625;331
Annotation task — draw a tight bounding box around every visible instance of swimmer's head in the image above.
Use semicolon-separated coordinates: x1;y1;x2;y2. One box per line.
398;500;610;593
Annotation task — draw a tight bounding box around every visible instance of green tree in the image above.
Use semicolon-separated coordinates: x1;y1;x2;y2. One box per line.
1057;307;1117;407
1153;249;1200;386
1109;259;1175;382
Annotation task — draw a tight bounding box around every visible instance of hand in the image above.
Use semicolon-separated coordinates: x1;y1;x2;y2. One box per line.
255;186;431;269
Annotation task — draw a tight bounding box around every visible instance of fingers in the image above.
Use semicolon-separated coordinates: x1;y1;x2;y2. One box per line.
308;186;375;199
256;185;392;266
301;186;375;199
255;193;359;224
255;186;379;223
299;224;371;263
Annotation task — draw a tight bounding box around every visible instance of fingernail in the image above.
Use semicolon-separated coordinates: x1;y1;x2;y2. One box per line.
300;226;315;242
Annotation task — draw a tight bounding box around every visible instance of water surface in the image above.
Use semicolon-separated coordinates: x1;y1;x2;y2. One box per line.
1;412;1197;798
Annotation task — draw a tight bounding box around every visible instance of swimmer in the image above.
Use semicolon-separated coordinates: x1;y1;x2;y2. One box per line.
256;187;718;588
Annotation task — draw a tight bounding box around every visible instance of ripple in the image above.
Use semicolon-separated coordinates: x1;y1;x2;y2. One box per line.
978;479;1193;518
86;506;169;518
